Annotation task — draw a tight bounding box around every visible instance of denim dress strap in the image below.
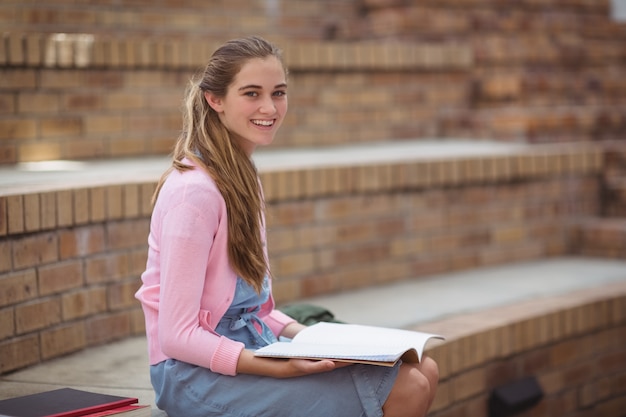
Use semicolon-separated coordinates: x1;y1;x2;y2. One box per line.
215;276;278;349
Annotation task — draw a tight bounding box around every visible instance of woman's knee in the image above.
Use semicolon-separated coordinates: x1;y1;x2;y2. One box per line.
419;356;439;386
383;364;432;417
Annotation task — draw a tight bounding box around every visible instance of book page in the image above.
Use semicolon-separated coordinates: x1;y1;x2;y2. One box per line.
292;322;442;361
254;341;413;366
255;322;443;364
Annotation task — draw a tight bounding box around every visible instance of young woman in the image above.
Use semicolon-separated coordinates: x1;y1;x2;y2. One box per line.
135;36;439;417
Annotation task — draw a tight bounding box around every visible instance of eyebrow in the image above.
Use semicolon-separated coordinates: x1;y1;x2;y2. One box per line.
238;83;288;91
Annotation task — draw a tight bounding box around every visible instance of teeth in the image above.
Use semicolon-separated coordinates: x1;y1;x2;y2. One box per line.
252;120;273;126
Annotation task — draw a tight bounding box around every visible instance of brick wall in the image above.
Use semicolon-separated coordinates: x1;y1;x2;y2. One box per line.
263;145;603;300
420;280;626;417
0;35;471;163
1;0;625;163
0;143;603;374
0;183;154;372
0;0;357;41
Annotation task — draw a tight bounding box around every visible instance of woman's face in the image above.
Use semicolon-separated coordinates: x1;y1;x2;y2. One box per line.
205;56;288;156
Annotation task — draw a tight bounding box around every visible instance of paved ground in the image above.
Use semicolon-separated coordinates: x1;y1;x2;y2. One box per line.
1;256;626;415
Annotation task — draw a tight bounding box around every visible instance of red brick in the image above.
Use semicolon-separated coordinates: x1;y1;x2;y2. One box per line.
89;187;106;222
267;201;315;227
62;287;107;320
139;183;156;217
0;240;10;272
129;247;148;276
0;69;36;89
40;322;86;360
85;313;131;345
594;395;626;417
0;335;40;373
0;119;37;140
40;192;57;230
0;307;14;339
12;233;58;270
56;190;74;227
59;225;106;260
15;298;62;334
108;280;142;311
106;185;123;219
7;194;24;235
106;220;149;250
479;73;522;101
0;197;6;236
522;348;551;375
23;193;40;232
451;365;487;402
271;278;301;304
18;142;62;163
123;184;140;218
40;117;82;139
24;33;43;66
0;269;37;307
83;70;123;89
129;308;146;334
63;93;103;111
272;251;315;277
84;114;125;135
65;137;107;160
598;349;626;375
18;92;60;114
105;92;144;111
0;93;16;114
38;260;84;296
40;69;84;89
73;188;89;225
85;252;131;284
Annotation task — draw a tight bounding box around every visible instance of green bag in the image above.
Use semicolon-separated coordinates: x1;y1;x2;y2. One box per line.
279;303;343;326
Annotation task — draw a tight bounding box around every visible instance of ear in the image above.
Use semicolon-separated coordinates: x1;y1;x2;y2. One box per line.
204;91;224;113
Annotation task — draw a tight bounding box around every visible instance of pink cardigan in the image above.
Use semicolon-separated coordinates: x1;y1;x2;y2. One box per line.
135;159;295;376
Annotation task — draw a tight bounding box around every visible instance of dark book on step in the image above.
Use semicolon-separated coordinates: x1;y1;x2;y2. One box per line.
0;388;150;417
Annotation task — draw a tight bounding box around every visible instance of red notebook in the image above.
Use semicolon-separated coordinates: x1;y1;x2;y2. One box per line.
0;388;141;417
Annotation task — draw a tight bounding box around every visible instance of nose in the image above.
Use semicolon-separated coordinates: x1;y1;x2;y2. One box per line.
259;96;276;114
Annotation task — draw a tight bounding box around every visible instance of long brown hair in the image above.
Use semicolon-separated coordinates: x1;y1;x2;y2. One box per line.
154;36;286;293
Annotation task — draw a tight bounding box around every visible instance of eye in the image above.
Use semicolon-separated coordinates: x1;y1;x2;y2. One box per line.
273;90;286;97
244;91;258;97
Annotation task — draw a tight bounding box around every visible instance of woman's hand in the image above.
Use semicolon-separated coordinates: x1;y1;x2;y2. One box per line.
277;357;337;377
236;349;350;378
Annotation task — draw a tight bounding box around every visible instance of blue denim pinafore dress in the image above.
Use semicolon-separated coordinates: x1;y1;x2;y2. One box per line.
150;277;399;417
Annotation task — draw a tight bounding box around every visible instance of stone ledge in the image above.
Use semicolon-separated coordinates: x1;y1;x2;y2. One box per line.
0;141;604;237
259;142;602;202
421;280;626;414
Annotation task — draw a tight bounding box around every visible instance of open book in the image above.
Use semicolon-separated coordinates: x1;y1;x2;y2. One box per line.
254;322;443;367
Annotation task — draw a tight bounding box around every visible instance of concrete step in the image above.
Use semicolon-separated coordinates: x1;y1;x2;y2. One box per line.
295;256;626;328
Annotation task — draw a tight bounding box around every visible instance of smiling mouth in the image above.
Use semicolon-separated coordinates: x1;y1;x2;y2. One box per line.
252;119;275;127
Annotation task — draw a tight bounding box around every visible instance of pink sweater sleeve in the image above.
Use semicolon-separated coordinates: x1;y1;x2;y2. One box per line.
154;180;243;376
159;198;243;375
